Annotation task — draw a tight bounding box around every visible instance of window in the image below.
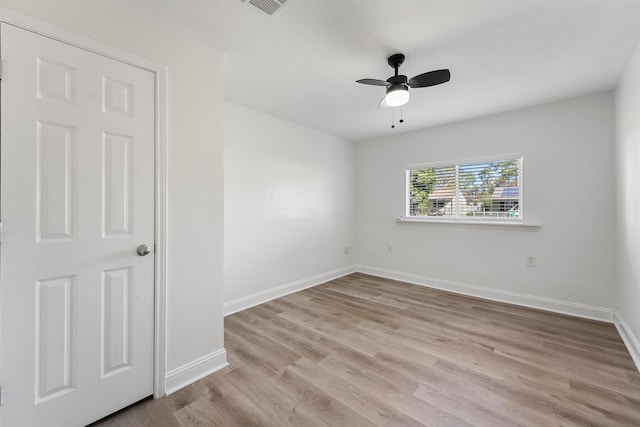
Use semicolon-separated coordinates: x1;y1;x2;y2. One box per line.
406;156;522;221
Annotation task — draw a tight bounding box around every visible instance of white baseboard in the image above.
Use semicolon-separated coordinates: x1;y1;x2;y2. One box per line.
355;265;615;323
165;348;229;395
614;311;640;372
224;265;357;316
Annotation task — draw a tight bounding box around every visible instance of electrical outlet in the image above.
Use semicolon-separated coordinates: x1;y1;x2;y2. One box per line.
387;244;393;252
526;256;536;267
344;245;350;255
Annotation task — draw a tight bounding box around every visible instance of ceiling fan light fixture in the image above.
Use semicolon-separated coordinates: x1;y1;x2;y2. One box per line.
385;83;410;107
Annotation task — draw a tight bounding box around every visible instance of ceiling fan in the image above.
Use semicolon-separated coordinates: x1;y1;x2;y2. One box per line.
356;53;450;108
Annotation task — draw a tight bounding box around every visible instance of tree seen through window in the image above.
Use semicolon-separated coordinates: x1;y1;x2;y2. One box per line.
407;158;522;219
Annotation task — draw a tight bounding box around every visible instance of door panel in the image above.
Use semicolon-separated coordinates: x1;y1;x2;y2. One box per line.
0;23;156;427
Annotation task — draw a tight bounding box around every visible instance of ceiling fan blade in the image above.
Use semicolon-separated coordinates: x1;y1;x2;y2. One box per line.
408;69;451;88
378;95;389;109
357;78;391;87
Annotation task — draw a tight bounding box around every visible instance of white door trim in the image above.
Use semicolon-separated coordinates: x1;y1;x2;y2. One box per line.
0;8;168;398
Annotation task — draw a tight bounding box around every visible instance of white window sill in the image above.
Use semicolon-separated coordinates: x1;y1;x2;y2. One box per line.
395;217;541;231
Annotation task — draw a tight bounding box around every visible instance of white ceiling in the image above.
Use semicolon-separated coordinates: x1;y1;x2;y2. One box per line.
129;0;640;142
7;0;640;142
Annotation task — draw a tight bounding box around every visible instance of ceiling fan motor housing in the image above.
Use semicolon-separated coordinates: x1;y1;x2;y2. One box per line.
387;75;408;85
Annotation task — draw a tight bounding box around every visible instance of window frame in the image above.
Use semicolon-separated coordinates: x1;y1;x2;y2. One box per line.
404;154;524;224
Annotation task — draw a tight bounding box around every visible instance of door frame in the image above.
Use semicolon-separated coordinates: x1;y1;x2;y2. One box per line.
0;8;168;398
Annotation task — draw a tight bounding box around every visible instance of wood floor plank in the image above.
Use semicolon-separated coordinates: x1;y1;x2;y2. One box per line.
277;309;384;357
93;273;640;426
287;357;439;427
317;352;473;426
174;398;224;427
412;383;528;427
233;309;331;363
200;371;275;426
277;366;374;427
92;397;182;427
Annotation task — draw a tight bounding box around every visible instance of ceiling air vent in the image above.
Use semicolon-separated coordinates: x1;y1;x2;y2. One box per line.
248;0;288;16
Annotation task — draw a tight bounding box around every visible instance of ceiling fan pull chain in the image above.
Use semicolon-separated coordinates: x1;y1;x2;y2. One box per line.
391;107;395;129
400;104;404;124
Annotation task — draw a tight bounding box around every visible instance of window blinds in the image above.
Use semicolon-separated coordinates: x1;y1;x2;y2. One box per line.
406;157;522;220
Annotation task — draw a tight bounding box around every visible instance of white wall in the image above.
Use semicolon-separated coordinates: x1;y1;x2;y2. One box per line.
615;39;640;366
0;2;226;386
356;93;616;319
224;102;355;313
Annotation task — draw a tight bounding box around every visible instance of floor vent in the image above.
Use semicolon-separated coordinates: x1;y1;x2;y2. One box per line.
247;0;288;16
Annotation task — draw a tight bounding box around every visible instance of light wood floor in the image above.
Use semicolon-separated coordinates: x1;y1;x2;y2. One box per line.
94;273;640;426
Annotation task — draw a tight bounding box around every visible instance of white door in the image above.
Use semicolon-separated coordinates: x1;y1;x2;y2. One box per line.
0;24;156;426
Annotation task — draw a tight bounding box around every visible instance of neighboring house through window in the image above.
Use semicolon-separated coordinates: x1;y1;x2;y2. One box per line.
406;156;523;221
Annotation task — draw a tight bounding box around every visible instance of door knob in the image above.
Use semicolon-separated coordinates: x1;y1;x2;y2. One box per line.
136;244;151;256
